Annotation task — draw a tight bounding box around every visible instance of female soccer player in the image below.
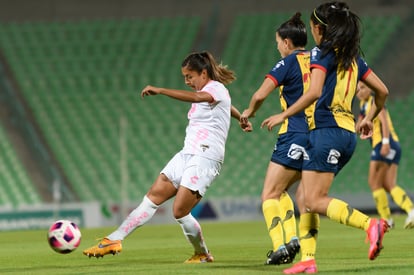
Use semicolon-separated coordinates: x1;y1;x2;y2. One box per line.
356;81;414;229
83;51;252;262
240;12;311;265
259;2;389;273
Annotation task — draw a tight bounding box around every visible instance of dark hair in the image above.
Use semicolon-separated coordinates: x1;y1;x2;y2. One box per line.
310;1;361;72
181;51;236;85
277;12;307;48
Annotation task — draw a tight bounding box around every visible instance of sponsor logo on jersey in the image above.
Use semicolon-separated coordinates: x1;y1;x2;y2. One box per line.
287;143;309;160
327;149;341;164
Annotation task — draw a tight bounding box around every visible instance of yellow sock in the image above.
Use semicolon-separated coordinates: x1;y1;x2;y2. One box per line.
372;188;391;220
262;199;284;251
279;192;297;243
326;198;370;230
299;213;319;261
390;186;414;213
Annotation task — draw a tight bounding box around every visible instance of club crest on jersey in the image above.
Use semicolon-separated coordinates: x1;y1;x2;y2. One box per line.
311;47;320;62
272;60;285;71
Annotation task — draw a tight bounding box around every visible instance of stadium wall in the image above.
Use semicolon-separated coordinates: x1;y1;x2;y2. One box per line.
0;194;405;230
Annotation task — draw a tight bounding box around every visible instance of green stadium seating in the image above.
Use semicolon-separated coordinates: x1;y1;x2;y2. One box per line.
0;17;200;202
0;125;41;206
0;12;407;204
384;92;414;190
360;15;402;64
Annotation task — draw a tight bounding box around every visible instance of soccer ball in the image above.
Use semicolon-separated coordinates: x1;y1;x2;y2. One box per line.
47;220;81;254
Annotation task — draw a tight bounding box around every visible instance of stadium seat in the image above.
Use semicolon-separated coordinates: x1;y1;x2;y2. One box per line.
0;125;41;206
360;15;401;64
0;17;200;202
0;12;409;205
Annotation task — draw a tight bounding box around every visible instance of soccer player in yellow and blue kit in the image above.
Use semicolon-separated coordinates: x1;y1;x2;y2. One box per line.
241;12;312;266
356;81;414;229
260;2;389;274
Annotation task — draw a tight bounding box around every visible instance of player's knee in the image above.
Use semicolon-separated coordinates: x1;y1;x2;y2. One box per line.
173;208;190;219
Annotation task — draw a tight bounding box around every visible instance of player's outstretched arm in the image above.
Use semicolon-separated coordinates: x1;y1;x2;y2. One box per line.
141;85;213;103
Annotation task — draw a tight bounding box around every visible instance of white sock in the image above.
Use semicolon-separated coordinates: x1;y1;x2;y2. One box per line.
176;213;208;254
107;195;158;241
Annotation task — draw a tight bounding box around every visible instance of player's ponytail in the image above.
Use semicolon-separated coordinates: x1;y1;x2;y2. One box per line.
311;1;362;72
182;51;236;85
277;12;307;48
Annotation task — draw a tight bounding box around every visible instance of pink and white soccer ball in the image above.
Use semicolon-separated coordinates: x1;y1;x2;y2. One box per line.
47;220;81;254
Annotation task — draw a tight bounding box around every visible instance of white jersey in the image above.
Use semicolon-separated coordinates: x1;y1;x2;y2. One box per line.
182;80;231;162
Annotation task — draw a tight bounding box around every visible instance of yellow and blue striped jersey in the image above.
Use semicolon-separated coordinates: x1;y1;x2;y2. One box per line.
266;50;313;135
359;95;399;147
310;47;371;132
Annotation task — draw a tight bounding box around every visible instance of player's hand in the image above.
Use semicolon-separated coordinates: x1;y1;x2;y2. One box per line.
261;113;284;131
358;119;373;139
141;85;161;98
239;119;253;132
380;143;390;157
240;109;254;126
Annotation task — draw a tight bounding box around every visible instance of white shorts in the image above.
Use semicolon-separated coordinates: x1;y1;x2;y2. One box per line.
161;152;222;197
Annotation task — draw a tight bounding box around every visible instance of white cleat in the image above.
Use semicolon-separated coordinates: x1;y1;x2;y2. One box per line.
404;209;414;229
386;218;394;229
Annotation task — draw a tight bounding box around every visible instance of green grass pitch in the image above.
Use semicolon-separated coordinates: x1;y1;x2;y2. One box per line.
1;215;413;274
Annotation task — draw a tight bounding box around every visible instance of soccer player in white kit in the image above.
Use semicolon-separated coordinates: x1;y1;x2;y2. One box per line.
83;51;252;263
